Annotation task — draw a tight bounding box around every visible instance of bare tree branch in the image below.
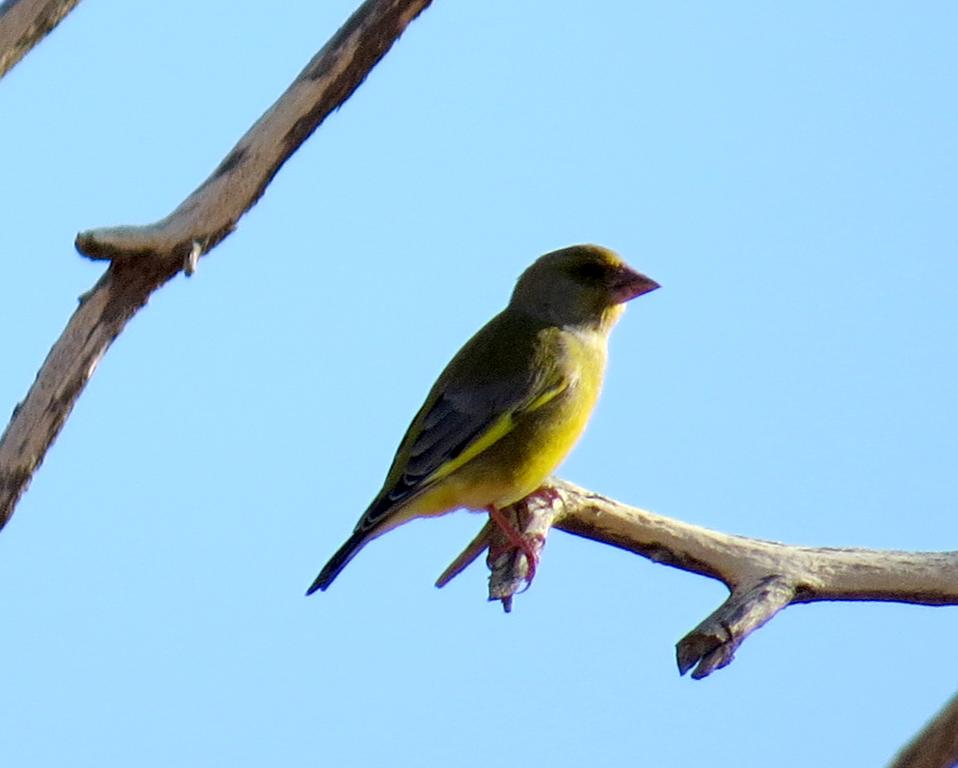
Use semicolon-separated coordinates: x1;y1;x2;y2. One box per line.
889;692;958;768
75;0;432;264
439;479;958;679
0;0;80;79
0;0;434;529
4;2;953;763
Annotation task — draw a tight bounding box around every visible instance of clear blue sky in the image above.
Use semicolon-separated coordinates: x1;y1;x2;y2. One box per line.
2;1;956;765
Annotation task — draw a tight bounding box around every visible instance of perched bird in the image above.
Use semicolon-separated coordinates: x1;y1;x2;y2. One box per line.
307;244;658;594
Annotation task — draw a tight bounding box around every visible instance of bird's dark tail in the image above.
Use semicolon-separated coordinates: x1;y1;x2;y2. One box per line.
306;529;370;595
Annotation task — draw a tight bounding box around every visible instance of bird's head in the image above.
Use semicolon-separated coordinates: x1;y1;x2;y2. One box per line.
509;244;659;331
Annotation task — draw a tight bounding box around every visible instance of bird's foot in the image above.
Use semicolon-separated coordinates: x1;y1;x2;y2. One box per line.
437;492;559;610
486;505;543;585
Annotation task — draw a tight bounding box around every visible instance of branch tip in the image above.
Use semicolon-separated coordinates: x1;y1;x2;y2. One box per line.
436;521;491;588
674;577;795;678
74;226;164;263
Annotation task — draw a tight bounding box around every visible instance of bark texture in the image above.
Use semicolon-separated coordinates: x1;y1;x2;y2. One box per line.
0;0;80;78
890;693;958;768
440;479;958;679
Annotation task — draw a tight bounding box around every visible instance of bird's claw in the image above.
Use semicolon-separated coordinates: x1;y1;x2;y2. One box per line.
487;532;543;588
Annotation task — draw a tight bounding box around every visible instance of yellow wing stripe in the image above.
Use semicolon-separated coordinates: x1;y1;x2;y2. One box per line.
423;381;568;485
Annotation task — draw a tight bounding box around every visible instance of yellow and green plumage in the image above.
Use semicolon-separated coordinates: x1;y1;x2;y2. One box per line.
307;244;658;594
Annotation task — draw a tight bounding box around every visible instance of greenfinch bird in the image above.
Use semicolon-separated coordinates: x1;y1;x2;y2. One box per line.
307;244;658;594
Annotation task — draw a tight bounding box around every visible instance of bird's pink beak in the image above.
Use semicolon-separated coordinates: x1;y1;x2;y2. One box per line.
610;266;660;304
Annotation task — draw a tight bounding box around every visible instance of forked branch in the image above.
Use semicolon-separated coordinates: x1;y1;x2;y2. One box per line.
440;479;958;679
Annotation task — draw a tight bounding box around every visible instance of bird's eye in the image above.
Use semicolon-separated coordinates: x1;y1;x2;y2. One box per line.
570;261;609;283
